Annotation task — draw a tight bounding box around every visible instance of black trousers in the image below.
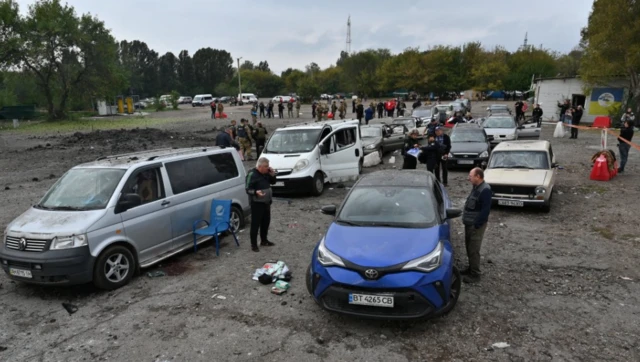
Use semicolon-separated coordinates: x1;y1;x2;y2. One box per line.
435;158;448;183
250;202;271;247
259;109;265;117
571;124;579;138
255;139;265;155
378;110;383;118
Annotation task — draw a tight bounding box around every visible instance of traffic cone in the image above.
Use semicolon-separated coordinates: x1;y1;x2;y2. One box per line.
589;155;611;181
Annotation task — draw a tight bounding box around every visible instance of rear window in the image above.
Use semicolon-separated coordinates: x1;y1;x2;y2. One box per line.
166;153;239;194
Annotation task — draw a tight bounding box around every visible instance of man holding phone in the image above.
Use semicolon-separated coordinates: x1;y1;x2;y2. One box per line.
245;157;277;252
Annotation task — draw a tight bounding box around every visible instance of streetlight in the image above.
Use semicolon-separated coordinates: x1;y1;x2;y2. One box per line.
237;57;242;104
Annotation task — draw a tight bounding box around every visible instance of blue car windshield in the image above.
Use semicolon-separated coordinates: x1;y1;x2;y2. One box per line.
337;186;438;228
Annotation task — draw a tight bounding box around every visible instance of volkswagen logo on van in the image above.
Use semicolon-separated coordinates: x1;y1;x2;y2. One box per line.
18;238;27;251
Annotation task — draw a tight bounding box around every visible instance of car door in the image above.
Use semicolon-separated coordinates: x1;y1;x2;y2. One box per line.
384;125;406;150
319;126;361;182
117;165;174;264
517;119;541;139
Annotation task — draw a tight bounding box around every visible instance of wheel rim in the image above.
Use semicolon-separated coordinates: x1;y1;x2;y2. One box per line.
230;211;241;232
104;253;130;283
315;176;324;193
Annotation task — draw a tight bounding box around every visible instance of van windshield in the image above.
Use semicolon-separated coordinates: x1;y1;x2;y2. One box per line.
264;129;322;154
36;168;126;211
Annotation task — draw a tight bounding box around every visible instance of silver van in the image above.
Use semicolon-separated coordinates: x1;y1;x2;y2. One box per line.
1;147;250;290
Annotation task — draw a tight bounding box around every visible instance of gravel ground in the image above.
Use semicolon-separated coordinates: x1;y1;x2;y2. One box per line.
0;101;639;362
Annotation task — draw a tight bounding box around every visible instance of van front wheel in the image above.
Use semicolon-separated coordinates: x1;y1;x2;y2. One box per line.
311;172;324;196
93;245;135;290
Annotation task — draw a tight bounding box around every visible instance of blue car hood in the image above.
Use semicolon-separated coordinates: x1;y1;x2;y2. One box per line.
324;223;441;267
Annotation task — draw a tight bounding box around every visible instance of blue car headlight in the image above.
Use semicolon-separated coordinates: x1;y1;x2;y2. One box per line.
317;237;345;267
401;241;443;272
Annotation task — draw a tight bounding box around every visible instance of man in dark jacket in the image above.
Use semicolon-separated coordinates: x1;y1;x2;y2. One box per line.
352;99;356;114
570;105;583;139
434;127;452;185
514;100;524;122
254;122;268;156
356;101;364;124
420;135;441;173
267;101;274;118
377;101;384;118
618;120;634;173
461;167;492;283
278;102;284;118
245;157;277;252
259;101;266;118
215;127;240;150
402;130;420;169
532;104;543;127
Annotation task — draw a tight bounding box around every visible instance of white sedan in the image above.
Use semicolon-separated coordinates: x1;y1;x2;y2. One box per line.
480;116;518;146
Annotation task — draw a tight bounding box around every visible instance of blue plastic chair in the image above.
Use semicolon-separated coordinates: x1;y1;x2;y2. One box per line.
192;199;239;256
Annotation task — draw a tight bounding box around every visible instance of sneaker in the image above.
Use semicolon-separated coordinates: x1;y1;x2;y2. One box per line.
260;241;275;247
463;274;481;284
251;246;260;252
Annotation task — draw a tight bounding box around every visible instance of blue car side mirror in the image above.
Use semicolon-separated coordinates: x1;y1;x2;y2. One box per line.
321;205;337;215
445;208;462;219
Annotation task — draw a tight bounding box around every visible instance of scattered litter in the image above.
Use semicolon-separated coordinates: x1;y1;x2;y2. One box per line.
271;280;290;295
216;295;227;300
336;183;345;189
32;177;39;182
620;276;633;281
252;261;291;283
62;302;78;315
146;270;166;278
557;191;564;195
388;156;396;164
288;223;298;229
3;186;9;190
557;166;564;170
491;342;510;349
499;223;505;227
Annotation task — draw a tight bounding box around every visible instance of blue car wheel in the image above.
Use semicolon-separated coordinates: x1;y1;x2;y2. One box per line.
436;266;461;316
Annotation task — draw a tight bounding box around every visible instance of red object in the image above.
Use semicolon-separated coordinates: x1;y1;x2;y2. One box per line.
611;161;619;177
327;112;334;119
592;116;611;128
444;117;455;128
589;155;611;181
522;102;529;112
218;112;227;118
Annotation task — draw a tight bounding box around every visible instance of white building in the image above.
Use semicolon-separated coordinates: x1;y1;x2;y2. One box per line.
533;76;628;124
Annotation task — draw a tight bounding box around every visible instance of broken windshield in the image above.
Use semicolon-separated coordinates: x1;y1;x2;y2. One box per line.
488;151;549;169
264;129;322;154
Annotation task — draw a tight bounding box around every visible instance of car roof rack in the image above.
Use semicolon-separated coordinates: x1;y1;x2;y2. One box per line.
95;148;174;162
146;147;215;161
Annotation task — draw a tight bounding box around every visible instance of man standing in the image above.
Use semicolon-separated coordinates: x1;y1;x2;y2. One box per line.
532;104;543;127
295;99;301;117
364;104;374;125
356;100;364;125
267;101;274;118
338;100;346;119
461;167;492;283
622;107;636;128
316;103;323;122
377;101;384;119
618;120;634;173
251;104;258;125
312;101;317;119
331;101;338;119
210;101;217;119
514;99;524;122
245;158;277;252
254;121;268;156
352;98;356;114
287;100;294;118
228;119;238;139
402;130;420;169
259;101;266;118
278;101;284;118
236;119;253;160
434;127;451;185
215;126;240;151
570;105;583;139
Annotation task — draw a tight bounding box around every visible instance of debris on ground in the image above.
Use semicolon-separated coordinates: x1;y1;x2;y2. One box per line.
363;151;381;167
62;302;78;315
0;346;7;352
146;270;166;278
491;342;510;349
271;280;290;295
388;156;396;164
619;276;633;281
252;261;291;282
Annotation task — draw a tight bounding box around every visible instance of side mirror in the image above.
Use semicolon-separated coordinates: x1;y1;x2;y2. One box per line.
115;193;142;213
445;208;462;219
552;162;558;168
319;143;328;155
321;205;337;215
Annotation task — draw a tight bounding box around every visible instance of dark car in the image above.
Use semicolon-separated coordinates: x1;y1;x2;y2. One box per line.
446;123;491;168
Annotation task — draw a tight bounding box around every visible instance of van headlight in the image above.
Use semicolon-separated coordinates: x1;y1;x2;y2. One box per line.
401;241;443;272
535;187;546;195
293;159;309;172
366;144;376;149
51;234;88;250
479;151;489;158
317;238;345;267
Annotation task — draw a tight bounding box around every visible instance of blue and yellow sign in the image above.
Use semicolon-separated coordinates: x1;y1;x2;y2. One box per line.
589;87;624;115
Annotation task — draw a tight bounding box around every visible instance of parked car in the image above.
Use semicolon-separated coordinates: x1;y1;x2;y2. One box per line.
0;147;250;290
446;123;491;168
178;96;192;104
307;170;462;319
411;106;434;123
263;120;363;196
360;124;407;159
272;95;295;103
391;117;427;137
480;115;518;146
486;104;512;117
192;94;214;107
484;140;557;212
449;100;467;114
237;93;258;105
219;96;232;104
320;94;334;100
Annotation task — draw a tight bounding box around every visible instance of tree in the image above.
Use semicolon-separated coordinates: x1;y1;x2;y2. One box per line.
169;90;179;109
119;40;159;97
177;50;195;95
341;49;391;96
257;61;270;72
0;0;126;119
305;62;321;75
580;0;640;104
336;51;349;67
504;47;557;90
240;60;254;70
282;69;305;93
158;52;179;93
192;48;233;94
471;48;509;92
556;48;583;77
297;76;320;102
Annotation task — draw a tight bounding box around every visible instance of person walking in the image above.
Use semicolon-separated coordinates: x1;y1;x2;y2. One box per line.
278;101;284;118
377;101;384;119
210;101;217;119
217;102;224;119
461;167;492;283
254;121;268;156
331;101;338;119
420;135;441;173
570;105;583;139
514;99;524;122
236;119;254;160
434;127;451;185
245;158;277;252
356;100;364;125
532;104;543;127
402;130;420;169
618;120;634;173
316;103;323;122
251;104;258;125
287;100;294;118
215;126;240;151
352;98;356;114
259;101;266;118
295;100;301;117
364;105;374;125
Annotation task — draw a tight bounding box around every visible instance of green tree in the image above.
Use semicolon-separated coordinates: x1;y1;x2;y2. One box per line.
192;48;234;94
170;90;179;110
341;49;391;96
580;0;640;104
282;69;306;93
119;40;159;97
240;60;255;70
257;61;270;72
0;0;126;119
316;66;343;95
504;47;557;90
471;48;510;92
158;52;179;93
177;50;195;95
297;76;320;102
556;48;583;77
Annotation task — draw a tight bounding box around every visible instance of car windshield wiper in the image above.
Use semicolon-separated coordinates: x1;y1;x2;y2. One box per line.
508;166;537;169
336;220;364;227
48;206;86;211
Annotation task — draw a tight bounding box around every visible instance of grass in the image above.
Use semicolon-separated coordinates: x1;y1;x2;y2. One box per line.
592;226;615;240
0;115;192;134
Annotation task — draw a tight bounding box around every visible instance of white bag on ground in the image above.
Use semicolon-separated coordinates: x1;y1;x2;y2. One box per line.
363;151;381;167
553;121;565;138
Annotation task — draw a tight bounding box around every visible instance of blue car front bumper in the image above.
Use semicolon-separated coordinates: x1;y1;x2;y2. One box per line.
308;243;455;320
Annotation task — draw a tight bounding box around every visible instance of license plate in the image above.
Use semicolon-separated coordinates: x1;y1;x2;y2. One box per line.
498;200;524;207
349;293;394;308
9;268;32;279
273;181;285;187
458;160;474;165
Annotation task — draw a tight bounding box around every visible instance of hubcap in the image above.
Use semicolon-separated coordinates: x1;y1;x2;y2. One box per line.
104;253;130;283
230;211;241;232
315;177;324;193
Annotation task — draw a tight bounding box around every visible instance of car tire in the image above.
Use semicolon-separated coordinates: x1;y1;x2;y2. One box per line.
93;245;135;290
542;193;552;213
311;172;325;196
358;158;364;174
438;266;461;316
306;264;313;295
377;148;384;163
229;205;244;232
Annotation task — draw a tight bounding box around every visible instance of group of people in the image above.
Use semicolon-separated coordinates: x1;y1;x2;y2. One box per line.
557;99;584;139
401;127;452;185
214;118;269;161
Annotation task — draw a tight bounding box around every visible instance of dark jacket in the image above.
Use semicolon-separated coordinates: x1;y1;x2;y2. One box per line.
420;142;441;168
573;109;583;124
215;132;240;150
620;126;634;142
245;168;277;204
435;133;451;154
377;102;384;112
356;104;364;118
532;107;543;118
462;181;492;228
402;139;419;169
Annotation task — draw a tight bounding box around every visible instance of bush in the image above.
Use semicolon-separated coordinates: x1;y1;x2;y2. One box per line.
170;90;180;110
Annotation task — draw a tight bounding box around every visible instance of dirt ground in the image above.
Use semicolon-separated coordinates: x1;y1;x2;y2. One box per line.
0;101;639;362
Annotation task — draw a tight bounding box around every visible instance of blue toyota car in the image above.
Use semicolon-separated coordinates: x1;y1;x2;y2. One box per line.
306;170;462;319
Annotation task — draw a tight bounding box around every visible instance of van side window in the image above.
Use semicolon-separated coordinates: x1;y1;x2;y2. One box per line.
334;128;356;151
166;153;239;195
123;167;165;205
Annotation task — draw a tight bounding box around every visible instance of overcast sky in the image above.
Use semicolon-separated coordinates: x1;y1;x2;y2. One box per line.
16;0;593;74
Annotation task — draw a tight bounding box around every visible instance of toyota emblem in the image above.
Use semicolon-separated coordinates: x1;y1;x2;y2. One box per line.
18;238;27;251
364;269;379;279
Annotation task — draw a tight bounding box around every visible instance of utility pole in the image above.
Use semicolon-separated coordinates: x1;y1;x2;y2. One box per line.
346;15;351;54
237;57;242;101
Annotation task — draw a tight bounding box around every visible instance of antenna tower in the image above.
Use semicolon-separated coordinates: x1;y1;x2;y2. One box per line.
346;16;351;54
523;32;528;48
